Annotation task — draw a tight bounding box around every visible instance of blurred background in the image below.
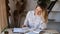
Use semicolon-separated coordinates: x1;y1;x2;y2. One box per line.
0;0;60;34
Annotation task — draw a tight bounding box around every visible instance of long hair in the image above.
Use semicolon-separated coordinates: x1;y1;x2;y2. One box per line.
42;9;48;24
37;1;48;24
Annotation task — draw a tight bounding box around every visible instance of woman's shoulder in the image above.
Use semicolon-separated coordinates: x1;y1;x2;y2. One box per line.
27;10;34;15
28;10;34;13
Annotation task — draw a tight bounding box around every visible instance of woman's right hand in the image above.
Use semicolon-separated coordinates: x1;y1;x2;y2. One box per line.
22;25;27;28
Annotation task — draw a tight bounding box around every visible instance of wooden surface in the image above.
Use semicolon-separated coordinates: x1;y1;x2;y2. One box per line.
0;0;8;33
2;28;59;34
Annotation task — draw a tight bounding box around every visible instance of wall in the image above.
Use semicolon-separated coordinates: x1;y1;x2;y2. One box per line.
49;1;60;22
0;0;7;33
48;12;60;22
52;1;60;11
25;0;37;11
0;0;1;33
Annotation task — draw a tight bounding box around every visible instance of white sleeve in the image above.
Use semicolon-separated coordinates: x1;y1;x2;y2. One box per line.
39;20;47;30
40;22;47;29
24;11;30;26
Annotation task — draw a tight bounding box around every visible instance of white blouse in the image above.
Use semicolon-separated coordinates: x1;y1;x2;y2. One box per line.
24;10;47;29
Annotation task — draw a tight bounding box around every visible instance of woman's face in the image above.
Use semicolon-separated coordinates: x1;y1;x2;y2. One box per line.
35;6;42;15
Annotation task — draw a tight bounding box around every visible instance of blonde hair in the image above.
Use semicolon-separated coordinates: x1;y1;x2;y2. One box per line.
42;9;48;24
36;1;48;24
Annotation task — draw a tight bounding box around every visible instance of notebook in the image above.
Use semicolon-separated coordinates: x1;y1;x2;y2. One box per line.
13;27;29;33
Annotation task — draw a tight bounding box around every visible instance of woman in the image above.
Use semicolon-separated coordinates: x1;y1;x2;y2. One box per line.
22;2;48;30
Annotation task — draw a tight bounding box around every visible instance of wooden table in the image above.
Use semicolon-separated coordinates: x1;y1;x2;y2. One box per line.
2;28;60;34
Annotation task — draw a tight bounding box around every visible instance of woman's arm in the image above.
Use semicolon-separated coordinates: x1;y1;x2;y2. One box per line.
22;11;30;28
40;23;47;30
38;20;47;30
22;18;29;27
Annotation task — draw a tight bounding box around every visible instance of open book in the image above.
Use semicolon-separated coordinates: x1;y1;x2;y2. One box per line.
26;29;42;34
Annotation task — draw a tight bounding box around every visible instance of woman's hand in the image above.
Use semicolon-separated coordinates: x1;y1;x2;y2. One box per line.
22;25;27;28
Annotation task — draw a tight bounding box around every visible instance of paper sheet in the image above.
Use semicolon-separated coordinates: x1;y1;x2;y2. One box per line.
33;29;42;33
